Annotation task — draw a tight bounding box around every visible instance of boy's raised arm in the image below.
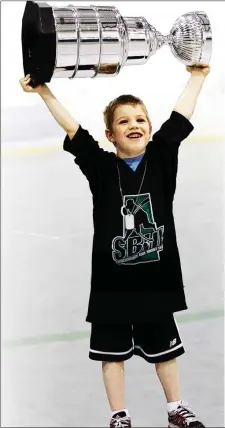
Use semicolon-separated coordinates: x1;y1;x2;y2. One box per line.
39;84;79;140
19;74;79;140
173;65;210;120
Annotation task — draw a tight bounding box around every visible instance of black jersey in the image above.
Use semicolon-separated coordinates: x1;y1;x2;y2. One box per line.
63;111;194;323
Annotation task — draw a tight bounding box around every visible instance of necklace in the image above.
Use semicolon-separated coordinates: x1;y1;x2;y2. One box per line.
116;160;147;230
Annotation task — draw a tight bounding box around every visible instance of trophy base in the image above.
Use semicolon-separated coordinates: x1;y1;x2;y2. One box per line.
22;1;56;86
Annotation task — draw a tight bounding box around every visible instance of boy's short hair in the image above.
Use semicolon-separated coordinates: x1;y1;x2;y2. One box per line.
103;94;152;133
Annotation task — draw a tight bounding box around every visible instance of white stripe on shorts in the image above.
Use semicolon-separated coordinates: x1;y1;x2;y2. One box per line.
89;345;134;355
174;315;181;334
134;342;183;358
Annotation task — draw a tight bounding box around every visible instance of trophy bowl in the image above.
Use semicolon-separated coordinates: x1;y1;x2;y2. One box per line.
169;12;212;66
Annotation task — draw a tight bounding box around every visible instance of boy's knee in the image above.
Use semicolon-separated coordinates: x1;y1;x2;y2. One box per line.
102;361;124;367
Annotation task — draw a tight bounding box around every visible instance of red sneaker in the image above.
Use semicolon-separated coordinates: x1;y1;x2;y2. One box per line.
168;400;205;427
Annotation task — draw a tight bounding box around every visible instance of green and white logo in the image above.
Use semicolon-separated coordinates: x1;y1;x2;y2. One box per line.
112;193;164;265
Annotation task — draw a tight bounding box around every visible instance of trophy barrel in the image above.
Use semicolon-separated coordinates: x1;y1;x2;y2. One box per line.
50;8;159;75
22;1;158;84
52;4;125;79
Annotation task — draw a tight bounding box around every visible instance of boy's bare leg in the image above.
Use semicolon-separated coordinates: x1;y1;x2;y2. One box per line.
102;361;125;411
155;359;182;402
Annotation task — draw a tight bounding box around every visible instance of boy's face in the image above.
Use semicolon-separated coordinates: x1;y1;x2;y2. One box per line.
105;104;151;158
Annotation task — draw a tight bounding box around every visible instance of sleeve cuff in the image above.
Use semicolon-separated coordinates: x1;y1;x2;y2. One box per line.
63;125;84;157
170;111;194;133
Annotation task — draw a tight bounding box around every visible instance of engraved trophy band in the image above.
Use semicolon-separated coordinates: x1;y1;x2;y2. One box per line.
22;1;212;86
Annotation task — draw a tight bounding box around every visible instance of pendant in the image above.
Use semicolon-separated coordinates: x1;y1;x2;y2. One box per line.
125;214;134;230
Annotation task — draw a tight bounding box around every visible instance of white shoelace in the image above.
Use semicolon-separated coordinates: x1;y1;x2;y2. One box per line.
173;400;197;423
112;416;131;427
107;415;131;428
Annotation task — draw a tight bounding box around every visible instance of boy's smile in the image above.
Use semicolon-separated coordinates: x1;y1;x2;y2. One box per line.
105;104;152;158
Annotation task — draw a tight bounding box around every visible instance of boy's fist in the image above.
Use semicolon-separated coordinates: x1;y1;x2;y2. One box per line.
19;74;46;94
186;65;210;77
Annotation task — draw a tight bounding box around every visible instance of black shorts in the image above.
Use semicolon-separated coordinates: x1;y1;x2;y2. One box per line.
89;314;184;364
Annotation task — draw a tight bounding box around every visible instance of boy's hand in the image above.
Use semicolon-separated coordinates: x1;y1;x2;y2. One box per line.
19;74;48;95
186;65;210;78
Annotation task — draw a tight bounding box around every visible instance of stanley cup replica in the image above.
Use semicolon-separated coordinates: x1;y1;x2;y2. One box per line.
22;1;212;86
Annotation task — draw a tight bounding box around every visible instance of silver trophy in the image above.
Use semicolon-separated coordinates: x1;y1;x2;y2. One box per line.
22;1;212;87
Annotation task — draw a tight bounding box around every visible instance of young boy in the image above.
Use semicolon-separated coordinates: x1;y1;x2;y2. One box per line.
20;64;210;427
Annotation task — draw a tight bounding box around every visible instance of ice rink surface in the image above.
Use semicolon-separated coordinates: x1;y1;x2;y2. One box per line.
2;137;224;427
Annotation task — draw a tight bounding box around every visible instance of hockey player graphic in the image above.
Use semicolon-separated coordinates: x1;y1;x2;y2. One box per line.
121;197;155;240
112;193;164;265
